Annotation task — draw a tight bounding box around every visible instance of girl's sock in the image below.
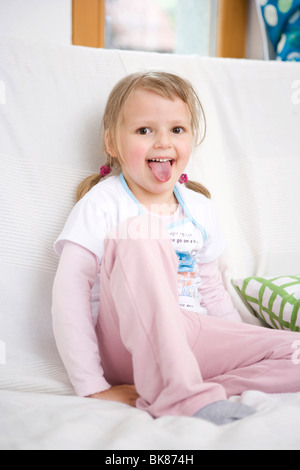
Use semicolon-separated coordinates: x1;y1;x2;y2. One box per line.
194;400;255;425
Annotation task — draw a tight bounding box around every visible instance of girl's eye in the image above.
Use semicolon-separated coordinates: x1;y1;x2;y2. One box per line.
172;127;184;134
137;128;151;135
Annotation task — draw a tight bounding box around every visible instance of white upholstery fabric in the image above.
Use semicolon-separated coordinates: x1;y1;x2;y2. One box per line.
1;37;300;449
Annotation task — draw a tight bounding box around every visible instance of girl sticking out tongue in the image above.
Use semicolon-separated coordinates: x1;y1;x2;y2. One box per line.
104;86;194;211
147;159;174;183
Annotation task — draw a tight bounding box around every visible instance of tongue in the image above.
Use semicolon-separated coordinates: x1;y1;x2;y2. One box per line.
148;161;172;182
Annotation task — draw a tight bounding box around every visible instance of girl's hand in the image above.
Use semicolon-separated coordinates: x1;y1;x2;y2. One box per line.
88;384;140;407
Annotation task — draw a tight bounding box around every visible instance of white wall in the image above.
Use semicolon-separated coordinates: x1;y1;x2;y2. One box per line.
0;0;72;44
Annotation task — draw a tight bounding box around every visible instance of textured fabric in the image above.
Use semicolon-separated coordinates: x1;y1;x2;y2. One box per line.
1;37;300;448
233;275;300;331
259;0;300;61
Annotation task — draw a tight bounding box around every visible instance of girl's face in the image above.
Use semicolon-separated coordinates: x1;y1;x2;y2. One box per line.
106;88;193;208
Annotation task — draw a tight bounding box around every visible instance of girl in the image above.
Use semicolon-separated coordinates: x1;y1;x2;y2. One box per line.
52;72;300;425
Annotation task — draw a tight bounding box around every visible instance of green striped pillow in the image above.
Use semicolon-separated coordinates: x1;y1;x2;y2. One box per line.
233;275;300;332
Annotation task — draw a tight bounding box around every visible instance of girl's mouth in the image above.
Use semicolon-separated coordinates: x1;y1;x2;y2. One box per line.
147;158;175;183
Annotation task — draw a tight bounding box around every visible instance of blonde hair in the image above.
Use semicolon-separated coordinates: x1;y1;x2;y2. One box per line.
76;71;210;202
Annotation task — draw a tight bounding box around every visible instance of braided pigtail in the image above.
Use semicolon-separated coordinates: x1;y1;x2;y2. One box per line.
179;174;211;199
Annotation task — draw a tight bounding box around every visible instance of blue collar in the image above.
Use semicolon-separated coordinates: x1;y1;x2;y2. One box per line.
119;173;143;215
119;173;207;241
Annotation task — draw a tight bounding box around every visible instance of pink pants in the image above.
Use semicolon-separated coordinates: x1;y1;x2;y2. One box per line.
96;219;300;418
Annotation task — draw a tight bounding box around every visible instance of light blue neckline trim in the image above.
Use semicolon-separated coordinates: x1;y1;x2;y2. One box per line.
173;186;207;242
118;173;207;241
119;173;143;215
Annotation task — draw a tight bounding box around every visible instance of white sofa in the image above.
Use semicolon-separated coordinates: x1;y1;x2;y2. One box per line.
1;37;300;450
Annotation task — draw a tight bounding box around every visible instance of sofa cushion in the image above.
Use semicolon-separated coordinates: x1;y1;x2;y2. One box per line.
233;276;300;331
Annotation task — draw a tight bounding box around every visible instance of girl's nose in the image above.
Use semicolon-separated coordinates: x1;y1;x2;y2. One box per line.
153;130;172;149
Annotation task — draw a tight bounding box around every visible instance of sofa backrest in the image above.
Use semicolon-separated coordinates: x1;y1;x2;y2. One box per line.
0;38;299;392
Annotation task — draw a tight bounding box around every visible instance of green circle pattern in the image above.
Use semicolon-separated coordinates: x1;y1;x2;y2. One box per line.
278;0;294;13
260;0;300;61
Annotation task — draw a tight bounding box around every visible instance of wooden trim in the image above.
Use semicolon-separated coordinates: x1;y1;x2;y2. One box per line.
216;0;249;58
72;0;105;48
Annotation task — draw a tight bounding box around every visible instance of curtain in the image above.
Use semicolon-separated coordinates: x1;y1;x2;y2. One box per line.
258;0;300;61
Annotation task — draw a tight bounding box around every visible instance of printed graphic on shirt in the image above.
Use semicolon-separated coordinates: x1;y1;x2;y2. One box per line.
167;218;207;315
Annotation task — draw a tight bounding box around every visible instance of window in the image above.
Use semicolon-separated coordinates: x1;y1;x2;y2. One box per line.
105;0;217;56
72;0;249;58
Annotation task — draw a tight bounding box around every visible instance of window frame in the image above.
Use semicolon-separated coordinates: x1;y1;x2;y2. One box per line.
72;0;249;58
72;0;105;48
216;0;249;58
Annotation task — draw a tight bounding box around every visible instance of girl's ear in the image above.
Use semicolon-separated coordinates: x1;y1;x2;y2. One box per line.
105;131;117;158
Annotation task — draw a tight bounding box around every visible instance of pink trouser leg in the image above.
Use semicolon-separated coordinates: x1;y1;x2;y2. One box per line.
194;314;300;396
96;217;300;418
97;217;226;418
